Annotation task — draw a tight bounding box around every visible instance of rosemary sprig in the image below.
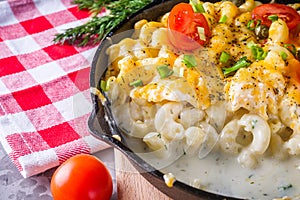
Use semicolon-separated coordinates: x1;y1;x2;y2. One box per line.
54;0;153;46
72;0;110;14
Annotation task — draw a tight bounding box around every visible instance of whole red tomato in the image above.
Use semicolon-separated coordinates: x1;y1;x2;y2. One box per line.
167;3;211;51
51;154;113;200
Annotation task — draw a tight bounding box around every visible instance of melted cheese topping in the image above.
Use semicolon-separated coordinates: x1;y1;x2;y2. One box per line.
103;1;300;199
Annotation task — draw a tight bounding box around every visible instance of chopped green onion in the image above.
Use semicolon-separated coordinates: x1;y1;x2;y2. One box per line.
247;41;256;48
220;51;230;63
284;44;297;56
247;19;261;30
183;54;197;68
247;41;268;60
195;4;205;13
268;15;278;22
100;80;109;91
179;67;185;77
219;15;228;23
247;20;255;30
157;65;173;78
129;79;143;87
173;66;185;77
190;0;205;13
280;51;288;61
252;46;268;60
197;26;206;41
192;3;205;13
256;20;261;27
222;56;250;76
248;41;266;50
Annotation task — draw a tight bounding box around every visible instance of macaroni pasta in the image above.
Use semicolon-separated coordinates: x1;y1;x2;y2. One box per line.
102;0;300;170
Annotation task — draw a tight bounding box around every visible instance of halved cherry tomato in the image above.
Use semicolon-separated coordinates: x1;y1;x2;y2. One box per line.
167;3;211;51
51;154;113;200
252;4;300;30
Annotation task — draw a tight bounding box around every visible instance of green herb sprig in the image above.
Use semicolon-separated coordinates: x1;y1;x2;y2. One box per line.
54;0;152;46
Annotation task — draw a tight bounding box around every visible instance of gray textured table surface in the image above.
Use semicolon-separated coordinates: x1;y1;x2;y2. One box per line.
0;142;117;200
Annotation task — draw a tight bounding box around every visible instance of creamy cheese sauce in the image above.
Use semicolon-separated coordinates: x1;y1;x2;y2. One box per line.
160;152;300;199
120;133;300;199
115;117;300;199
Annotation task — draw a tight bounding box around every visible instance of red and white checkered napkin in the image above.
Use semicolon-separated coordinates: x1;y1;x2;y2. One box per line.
0;0;110;178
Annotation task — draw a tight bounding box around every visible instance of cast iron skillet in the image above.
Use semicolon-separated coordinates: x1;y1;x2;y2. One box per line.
88;0;285;199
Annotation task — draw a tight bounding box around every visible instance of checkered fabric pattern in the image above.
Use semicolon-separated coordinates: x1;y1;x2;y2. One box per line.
0;0;109;178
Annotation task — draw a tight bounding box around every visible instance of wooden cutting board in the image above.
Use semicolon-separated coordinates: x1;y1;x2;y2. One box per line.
114;149;172;200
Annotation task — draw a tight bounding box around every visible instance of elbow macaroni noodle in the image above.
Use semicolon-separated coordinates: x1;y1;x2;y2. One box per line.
103;0;300;169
